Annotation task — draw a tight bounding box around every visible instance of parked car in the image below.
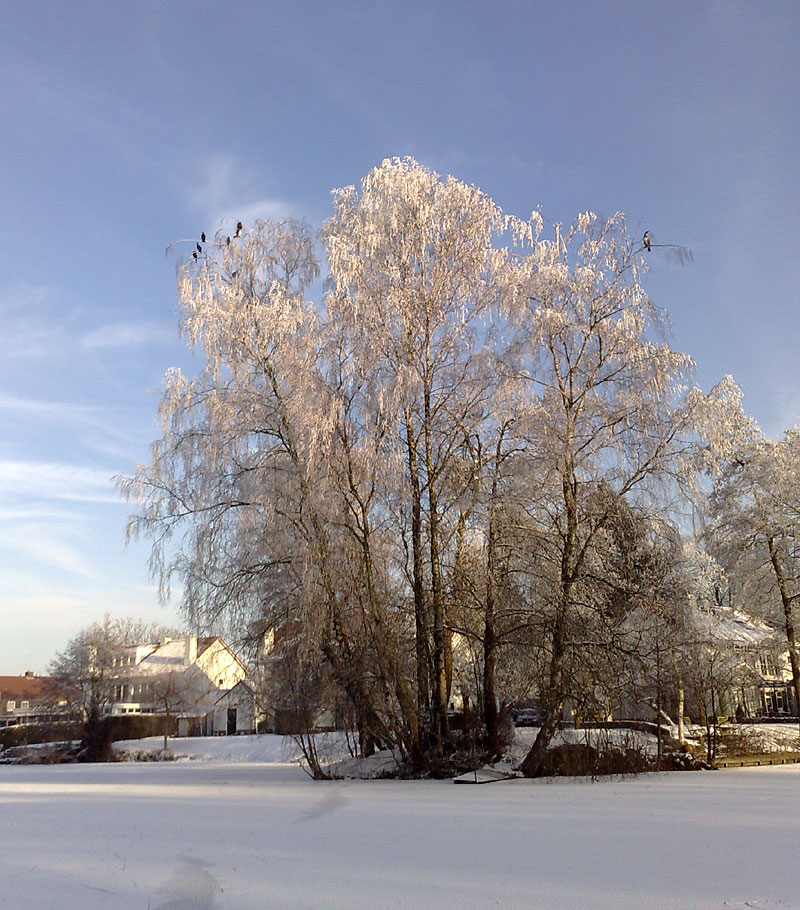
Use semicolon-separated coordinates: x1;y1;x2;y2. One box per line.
511;706;539;727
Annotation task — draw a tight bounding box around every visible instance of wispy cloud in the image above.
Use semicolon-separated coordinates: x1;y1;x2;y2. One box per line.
0;392;100;422
0;282;71;360
0;460;119;504
0;506;80;523
0;522;96;579
187;154;295;233
80;320;172;350
0;393;155;463
1;282;173;360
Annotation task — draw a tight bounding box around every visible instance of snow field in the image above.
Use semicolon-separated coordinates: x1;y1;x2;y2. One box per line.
1;736;800;909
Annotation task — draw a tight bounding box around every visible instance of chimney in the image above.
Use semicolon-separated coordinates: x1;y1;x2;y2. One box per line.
185;634;198;665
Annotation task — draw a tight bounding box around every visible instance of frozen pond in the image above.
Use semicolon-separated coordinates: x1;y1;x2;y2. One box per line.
1;737;799;909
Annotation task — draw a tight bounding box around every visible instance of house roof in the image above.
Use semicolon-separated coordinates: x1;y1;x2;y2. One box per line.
113;635;247;674
196;637;248;671
214;680;254;704
197;636;228;658
0;676;55;699
139;640;188;666
694;608;776;646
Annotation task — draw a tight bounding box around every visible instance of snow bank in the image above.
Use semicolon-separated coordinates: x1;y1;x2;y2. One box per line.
115;733;398;777
114;732;312;764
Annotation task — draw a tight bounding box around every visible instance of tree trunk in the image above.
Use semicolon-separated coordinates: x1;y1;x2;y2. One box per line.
406;412;430;755
767;535;800;719
359;507;419;760
520;611;567;776
483;431;503;759
655;641;662;771
424;383;449;751
521;461;577;777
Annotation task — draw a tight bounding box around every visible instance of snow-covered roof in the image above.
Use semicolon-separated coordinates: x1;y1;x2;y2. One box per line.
139;640;187;666
693;607;775;646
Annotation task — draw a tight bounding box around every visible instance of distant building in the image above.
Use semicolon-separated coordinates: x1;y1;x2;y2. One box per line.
108;635;248;731
0;672;72;728
692;608;797;720
179;680;264;737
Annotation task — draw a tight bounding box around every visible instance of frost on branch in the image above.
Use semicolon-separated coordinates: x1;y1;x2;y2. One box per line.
122;160;757;776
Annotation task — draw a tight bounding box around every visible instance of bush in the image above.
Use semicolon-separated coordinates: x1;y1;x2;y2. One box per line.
0;721;84;750
0;713;180;764
0;741;83;765
117;748;179;762
660;750;711;771
530;740;654;778
110;713;177;742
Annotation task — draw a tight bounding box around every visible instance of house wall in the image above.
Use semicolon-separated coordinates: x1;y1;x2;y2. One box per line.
196;641;246;691
211;685;258;734
0;676;71;727
107;637;247;719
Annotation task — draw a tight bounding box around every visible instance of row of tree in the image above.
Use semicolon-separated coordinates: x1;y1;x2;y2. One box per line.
121;158;798;775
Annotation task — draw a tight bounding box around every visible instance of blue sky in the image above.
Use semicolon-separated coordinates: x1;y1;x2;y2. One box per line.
1;1;798;672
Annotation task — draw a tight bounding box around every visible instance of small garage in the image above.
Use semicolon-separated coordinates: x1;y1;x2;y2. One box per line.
211;681;260;735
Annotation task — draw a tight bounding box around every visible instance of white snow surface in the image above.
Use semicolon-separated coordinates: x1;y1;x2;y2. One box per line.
116;732;315;764
2;734;800;909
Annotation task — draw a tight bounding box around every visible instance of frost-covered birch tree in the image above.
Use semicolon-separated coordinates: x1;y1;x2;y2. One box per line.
123;159;754;776
323;157;517;755
707;429;800;715
500;212;750;776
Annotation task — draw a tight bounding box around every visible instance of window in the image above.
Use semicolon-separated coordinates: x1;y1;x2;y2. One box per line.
758;654;777;676
20;701;29;710
6;700;15;711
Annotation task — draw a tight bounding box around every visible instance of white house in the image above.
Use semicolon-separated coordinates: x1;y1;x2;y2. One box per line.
698;608;797;719
108;635;247;725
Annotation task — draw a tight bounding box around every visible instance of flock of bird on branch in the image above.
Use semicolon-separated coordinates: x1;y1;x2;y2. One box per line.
173;222;690;269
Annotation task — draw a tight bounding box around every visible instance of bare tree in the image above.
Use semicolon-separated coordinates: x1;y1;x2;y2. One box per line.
323;157;517;757
148;670;197;751
49;614;183;760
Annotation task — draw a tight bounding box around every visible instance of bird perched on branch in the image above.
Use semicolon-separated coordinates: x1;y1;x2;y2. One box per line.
235;221;243;238
192;250;198;261
201;232;206;243
640;230;693;265
196;243;202;253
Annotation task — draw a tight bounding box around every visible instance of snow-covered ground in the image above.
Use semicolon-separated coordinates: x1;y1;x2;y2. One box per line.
115;732;314;764
2;734;800;909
